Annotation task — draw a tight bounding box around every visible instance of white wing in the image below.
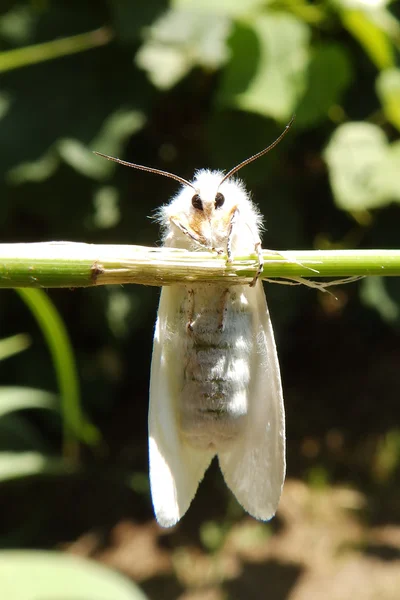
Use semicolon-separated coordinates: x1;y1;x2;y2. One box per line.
218;280;285;521
149;286;215;527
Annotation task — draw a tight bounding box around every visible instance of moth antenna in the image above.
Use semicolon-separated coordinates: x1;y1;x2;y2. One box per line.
93;151;197;191
218;115;295;187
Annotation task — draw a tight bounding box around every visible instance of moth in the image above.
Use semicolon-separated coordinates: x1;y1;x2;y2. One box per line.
95;119;293;527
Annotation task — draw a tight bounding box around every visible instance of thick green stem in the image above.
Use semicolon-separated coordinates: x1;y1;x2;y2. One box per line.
0;243;399;288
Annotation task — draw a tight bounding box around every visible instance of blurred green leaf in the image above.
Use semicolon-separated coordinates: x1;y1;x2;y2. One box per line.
324;122;400;210
0;38;147;175
334;0;390;6
0;550;148;599
136;44;191;90
58;139;105;180
296;44;352;128
8;109;146;183
360;277;400;323
376;68;400;131
307;465;329;489
7;151;59;184
373;140;400;203
0;93;11;122
136;8;232;89
0;4;35;44
0;387;57;417
200;520;226;552
60;109;146;180
372;429;400;482
0;334;30;362
92;186;121;229
130;471;150;495
0;452;68;481
226;521;270;552
106;288;136;338
217;13;310;120
16;289;99;456
340;8;394;70
173;0;268;16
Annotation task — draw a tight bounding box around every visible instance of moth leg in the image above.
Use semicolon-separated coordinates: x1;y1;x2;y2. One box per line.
227;208;263;287
170;216;206;247
170;215;223;254
217;289;230;331
186;287;195;333
251;240;264;287
239;220;263;287
226;207;239;263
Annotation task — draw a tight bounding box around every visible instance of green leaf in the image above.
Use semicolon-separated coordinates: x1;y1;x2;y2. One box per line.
360;277;400;323
0;550;148;599
340;8;394;70
376;68;400;132
296;44;352;128
0;452;68;481
217;13;310;120
0;4;36;45
200;520;226;552
372;429;400;482
16;289;99;455
324;122;397;210
136;8;232;89
59;109;146;180
0;387;57;418
92;186;121;229
372;140;400;203
136;44;191;90
0;334;30;362
0;24;146;176
0;93;11;122
173;0;267;17
7;151;59;185
58;139;105;180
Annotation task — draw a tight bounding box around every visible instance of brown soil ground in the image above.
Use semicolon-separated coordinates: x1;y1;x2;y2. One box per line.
65;478;400;600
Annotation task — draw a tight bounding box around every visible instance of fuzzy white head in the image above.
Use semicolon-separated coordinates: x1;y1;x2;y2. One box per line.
159;169;263;257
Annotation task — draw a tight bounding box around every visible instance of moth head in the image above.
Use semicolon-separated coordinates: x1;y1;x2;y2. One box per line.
191;188;225;213
186;170;247;222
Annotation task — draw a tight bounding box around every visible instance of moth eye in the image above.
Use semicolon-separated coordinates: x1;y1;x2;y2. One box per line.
215;192;225;209
192;194;203;211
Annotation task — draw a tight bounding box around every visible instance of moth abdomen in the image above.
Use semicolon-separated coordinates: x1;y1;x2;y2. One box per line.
180;363;249;450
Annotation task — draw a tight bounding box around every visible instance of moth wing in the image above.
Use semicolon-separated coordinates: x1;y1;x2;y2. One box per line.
218;280;285;521
149;286;214;527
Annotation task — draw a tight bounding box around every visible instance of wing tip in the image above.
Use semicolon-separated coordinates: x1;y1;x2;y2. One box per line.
153;508;180;529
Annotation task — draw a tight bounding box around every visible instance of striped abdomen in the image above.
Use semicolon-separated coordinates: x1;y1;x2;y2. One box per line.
179;285;253;450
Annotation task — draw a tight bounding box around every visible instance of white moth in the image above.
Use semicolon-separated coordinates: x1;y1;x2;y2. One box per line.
95;119;293;527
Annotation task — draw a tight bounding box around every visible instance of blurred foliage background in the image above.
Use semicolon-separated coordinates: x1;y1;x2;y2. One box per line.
1;0;400;598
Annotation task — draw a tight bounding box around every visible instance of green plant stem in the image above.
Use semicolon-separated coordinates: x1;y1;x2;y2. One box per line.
0;27;113;73
0;243;399;288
